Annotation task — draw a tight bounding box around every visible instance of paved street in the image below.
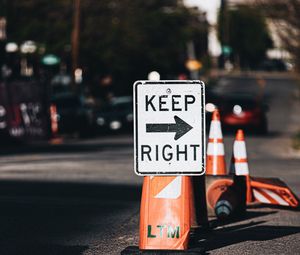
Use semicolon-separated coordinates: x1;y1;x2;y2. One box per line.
0;74;299;254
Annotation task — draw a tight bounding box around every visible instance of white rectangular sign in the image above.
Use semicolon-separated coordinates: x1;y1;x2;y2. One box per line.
134;80;205;176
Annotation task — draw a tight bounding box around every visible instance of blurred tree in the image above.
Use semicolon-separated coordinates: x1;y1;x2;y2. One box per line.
80;0;208;95
256;0;300;72
0;0;208;96
4;0;73;53
218;5;272;69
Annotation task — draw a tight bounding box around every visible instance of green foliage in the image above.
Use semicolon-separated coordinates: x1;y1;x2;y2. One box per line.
80;0;207;94
5;0;73;53
218;5;272;69
292;131;300;150
1;0;208;95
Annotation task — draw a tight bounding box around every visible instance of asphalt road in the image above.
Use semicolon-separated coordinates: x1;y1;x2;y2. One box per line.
0;73;299;255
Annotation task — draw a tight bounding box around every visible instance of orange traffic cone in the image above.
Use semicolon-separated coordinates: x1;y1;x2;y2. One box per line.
139;176;191;250
122;176;206;254
205;175;246;220
49;104;63;144
50;104;58;137
205;117;246;220
251;177;299;208
206;109;226;175
229;129;253;203
229;130;299;208
206;178;236;220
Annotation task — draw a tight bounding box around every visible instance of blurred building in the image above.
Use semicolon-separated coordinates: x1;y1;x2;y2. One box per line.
184;0;292;67
0;17;7;70
229;0;291;63
184;0;221;59
185;6;209;58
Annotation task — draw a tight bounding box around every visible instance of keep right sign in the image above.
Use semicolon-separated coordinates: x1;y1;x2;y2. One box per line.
134;80;206;176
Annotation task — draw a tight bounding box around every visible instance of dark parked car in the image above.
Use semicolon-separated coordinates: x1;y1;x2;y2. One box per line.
51;93;94;137
95;96;133;133
258;59;287;72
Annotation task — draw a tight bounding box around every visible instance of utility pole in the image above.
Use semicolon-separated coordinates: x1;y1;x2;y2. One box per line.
221;0;229;46
71;0;81;90
186;41;199;80
220;0;231;69
0;19;7;79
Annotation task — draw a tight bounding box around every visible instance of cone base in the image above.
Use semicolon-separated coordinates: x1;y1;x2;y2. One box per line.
121;246;205;255
205;175;246;218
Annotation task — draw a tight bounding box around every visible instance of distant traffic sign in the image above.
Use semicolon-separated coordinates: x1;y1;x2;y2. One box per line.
185;59;202;71
222;45;232;56
134;80;205;176
41;54;60;65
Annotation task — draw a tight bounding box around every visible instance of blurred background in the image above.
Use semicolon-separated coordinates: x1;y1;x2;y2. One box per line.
0;1;299;254
0;0;298;141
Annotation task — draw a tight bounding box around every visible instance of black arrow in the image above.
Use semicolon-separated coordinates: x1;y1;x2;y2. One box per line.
146;115;193;141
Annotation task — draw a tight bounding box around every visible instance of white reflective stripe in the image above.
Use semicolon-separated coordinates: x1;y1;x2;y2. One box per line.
213;159;218;175
155;176;182;199
208;121;223;139
233;141;247;159
234;162;249;175
261;188;289;206
207;142;225;156
253;189;271;204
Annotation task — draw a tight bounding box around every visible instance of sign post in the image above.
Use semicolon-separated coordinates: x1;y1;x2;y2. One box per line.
122;80;207;254
134;80;205;176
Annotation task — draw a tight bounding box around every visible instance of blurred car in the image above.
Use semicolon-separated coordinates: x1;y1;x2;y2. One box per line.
50;74;72;95
51;93;94;137
258;59;287;72
206;94;268;134
94;96;133;133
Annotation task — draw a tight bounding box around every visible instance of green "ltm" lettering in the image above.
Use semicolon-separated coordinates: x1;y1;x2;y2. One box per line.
167;226;180;238
147;225;156;238
147;225;180;239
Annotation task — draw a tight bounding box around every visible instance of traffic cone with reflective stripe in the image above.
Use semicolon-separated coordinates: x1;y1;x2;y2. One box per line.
122;176;206;254
230;130;299;208
206;109;226;175
250;177;299;208
229;129;253;203
205;113;246;220
138;176;193;251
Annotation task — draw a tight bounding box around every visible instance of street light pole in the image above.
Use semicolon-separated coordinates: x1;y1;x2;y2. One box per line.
186;41;199;80
0;17;7;78
71;0;81;90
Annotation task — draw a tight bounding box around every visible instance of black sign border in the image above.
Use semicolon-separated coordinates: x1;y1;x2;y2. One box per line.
134;80;206;176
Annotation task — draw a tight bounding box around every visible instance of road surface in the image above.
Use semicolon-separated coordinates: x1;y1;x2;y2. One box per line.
0;73;299;254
